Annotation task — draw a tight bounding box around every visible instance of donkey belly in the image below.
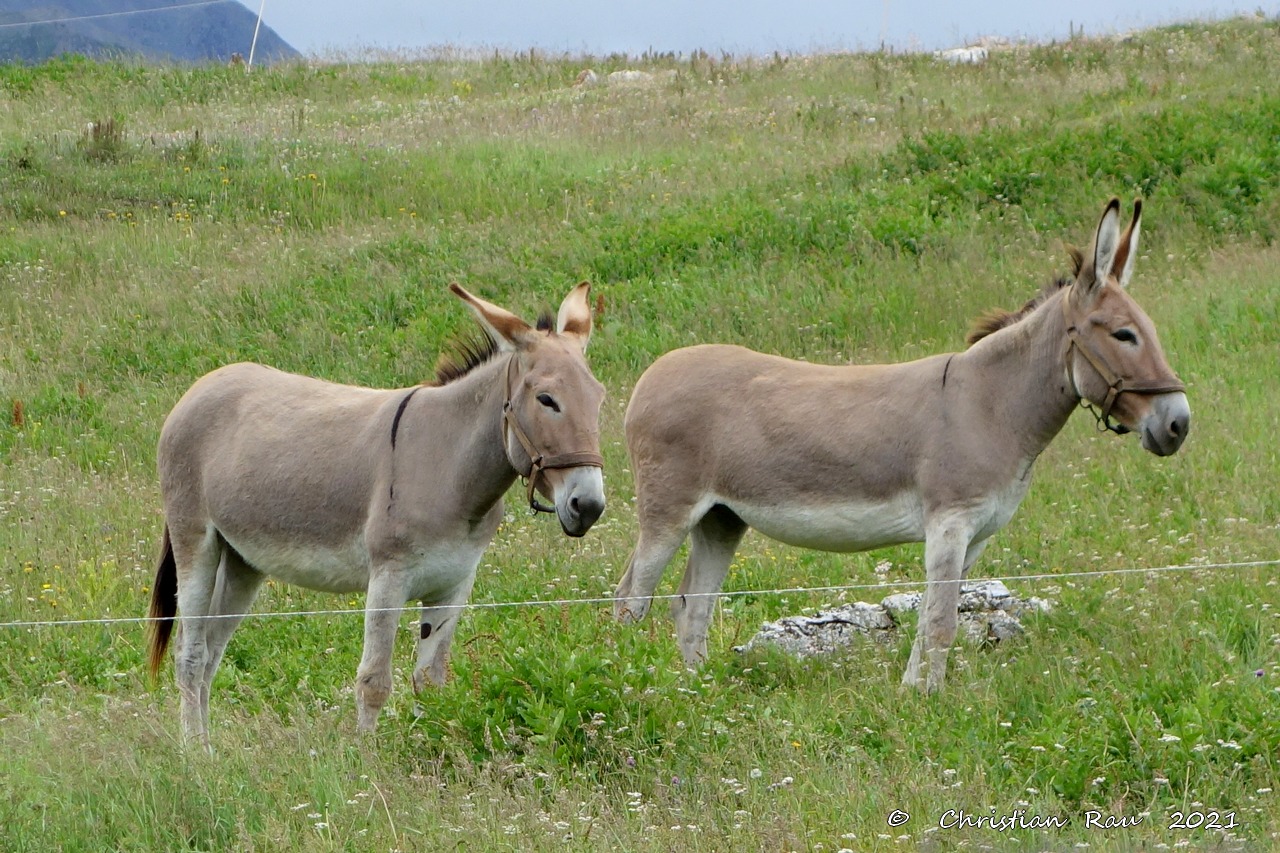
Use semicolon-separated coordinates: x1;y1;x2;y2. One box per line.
223;531;488;601
726;492;925;553
224;531;372;594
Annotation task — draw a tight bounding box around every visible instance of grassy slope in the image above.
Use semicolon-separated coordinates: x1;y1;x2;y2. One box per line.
1;20;1279;850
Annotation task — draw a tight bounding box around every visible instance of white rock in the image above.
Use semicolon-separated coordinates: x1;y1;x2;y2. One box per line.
741;580;1051;658
736;602;895;657
882;592;922;614
936;46;989;64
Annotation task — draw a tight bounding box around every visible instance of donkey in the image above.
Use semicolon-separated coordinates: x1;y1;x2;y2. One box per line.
614;198;1189;691
149;282;606;742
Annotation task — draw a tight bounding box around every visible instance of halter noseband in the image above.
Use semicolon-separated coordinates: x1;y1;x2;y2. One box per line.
1062;298;1185;434
502;355;604;514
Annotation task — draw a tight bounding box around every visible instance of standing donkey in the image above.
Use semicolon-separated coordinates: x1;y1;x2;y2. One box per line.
614;198;1189;691
149;282;606;742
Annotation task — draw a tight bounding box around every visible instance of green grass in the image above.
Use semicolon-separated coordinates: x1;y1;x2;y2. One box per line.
2;18;1280;850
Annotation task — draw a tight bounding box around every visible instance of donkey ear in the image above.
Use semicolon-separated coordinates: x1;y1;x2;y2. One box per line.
555;281;593;352
1110;198;1142;289
1077;197;1122;298
449;283;534;351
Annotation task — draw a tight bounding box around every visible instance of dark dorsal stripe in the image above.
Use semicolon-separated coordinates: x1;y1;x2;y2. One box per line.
390;386;421;450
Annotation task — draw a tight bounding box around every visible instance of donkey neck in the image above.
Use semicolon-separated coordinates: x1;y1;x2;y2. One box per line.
395;354;517;523
959;289;1080;459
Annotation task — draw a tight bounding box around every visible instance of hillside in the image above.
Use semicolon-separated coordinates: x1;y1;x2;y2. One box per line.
0;0;299;64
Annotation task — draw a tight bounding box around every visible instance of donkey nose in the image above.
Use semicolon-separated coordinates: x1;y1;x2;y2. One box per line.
1145;394;1190;456
1166;410;1189;449
568;492;605;532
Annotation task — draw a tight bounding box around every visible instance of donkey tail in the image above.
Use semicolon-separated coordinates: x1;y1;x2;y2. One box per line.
147;525;177;681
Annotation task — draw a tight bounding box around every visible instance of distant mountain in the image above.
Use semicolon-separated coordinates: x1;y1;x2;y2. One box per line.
0;0;300;65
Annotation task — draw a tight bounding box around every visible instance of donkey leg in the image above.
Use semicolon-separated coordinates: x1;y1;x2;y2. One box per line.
411;574;478;693
905;538;989;682
614;496;705;623
960;538;990;580
903;520;970;693
672;505;747;666
170;528;223;745
355;573;406;733
614;528;687;623
198;548;266;733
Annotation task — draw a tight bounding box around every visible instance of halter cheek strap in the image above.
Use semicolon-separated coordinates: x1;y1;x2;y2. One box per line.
502;356;605;514
1063;300;1186;434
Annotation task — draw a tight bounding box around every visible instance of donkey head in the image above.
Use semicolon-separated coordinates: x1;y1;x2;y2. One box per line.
450;281;607;536
1064;198;1190;456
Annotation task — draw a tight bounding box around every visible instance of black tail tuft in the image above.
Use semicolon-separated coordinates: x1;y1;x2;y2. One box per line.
147;526;177;681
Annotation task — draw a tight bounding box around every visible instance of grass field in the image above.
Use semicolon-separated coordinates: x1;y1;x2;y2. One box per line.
2;18;1279;851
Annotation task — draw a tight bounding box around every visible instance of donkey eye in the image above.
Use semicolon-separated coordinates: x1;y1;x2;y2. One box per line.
536;393;561;412
1111;329;1138;345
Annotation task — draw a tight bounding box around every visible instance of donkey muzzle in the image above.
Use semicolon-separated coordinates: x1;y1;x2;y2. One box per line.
554;464;606;537
1139;392;1191;457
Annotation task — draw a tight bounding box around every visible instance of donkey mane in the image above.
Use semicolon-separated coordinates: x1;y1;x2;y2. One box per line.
965;247;1084;346
432;331;501;386
431;310;557;386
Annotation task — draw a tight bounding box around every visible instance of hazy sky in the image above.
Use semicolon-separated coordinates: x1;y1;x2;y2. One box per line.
236;0;1269;57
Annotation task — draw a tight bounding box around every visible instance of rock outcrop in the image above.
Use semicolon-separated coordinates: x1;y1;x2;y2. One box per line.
738;580;1052;658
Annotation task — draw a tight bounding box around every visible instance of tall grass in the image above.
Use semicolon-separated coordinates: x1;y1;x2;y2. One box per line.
2;18;1279;850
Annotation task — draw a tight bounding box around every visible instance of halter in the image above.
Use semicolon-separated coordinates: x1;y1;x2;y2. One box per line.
1062;298;1186;434
502;354;605;514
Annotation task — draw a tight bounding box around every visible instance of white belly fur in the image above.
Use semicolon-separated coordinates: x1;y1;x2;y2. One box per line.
716;464;1033;555
724;491;926;552
224;532;485;601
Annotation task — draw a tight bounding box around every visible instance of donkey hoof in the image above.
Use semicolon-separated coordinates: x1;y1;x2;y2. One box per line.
412;667;446;693
614;597;652;624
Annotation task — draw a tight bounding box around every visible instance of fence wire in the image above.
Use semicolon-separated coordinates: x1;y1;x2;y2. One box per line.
2;558;1276;630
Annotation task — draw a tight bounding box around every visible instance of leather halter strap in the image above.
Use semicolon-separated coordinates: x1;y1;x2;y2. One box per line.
502;355;604;514
1063;298;1186;433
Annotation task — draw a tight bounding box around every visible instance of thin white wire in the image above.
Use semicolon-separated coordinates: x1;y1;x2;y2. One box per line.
3;558;1276;630
0;1;234;31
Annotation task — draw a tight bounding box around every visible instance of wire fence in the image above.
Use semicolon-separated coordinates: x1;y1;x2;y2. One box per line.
3;557;1276;630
